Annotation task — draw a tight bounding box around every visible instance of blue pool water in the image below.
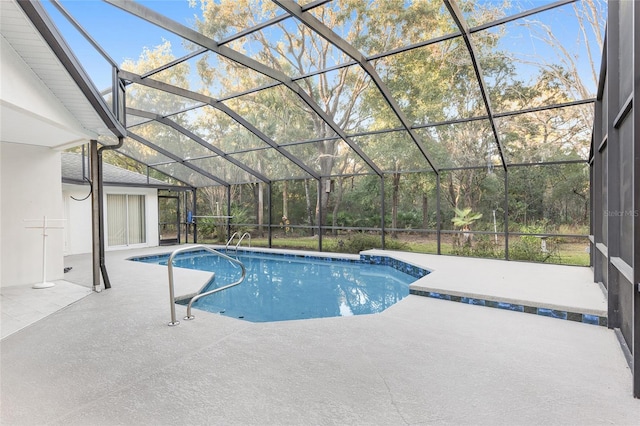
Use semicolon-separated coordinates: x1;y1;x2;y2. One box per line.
133;250;423;322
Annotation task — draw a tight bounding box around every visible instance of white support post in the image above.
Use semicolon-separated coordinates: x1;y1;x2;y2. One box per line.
25;216;66;289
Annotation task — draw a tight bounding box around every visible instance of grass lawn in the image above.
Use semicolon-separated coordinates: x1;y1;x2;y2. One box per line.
202;233;591;266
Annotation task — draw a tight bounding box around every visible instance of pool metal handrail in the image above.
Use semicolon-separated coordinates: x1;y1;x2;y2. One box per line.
235;232;251;250
225;232;239;250
225;232;251;251
167;245;245;326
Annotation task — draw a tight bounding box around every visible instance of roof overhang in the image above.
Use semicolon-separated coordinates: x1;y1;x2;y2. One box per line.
0;0;111;149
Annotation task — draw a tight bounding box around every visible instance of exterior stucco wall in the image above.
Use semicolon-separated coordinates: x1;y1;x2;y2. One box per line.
62;184;159;255
1;143;64;287
1;32;90;287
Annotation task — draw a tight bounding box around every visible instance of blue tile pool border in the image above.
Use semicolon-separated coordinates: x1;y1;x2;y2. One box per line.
129;249;431;280
359;254;431;279
409;289;607;327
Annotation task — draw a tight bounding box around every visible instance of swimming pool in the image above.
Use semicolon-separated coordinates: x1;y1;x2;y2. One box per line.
133;249;429;322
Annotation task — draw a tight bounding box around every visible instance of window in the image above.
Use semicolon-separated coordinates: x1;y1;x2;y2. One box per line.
107;194;146;246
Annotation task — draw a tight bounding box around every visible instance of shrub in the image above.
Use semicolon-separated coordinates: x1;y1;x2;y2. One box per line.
509;225;560;263
230;206;251;235
397;210;422;229
451;234;502;259
197;207;251;243
471;235;503;259
197;218;217;241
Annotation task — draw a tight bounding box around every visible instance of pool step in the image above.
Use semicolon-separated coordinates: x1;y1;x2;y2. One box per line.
174;274;216;305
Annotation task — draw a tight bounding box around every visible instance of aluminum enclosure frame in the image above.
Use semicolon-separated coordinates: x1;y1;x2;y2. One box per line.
590;0;639;398
17;0;630;395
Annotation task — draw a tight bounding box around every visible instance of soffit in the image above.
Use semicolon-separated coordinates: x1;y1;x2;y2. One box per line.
0;0;110;144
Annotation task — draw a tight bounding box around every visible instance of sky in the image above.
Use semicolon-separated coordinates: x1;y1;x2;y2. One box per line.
42;0;198;89
41;0;606;97
44;1;196;62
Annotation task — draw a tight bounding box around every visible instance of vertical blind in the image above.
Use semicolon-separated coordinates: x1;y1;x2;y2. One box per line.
107;194;146;246
127;194;146;244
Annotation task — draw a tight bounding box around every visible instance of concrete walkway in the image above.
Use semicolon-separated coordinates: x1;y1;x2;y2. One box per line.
1;280;92;339
1;246;638;425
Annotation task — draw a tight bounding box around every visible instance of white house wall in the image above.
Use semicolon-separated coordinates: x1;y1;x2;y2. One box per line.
1;30;93;287
0;143;3;284
61;184;92;255
1;143;64;287
62;184;159;255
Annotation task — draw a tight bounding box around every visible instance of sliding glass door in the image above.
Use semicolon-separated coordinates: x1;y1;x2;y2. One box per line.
107;194;146;247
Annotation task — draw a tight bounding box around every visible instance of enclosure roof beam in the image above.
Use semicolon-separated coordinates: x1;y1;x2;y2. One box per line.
129;0;577;120
63;177;189;191
17;0;126;139
155;117;272;184
213;104;320;180
272;0;440;175
128;0;577;145
507;159;588;168
469;0;578;34
127;132;230;187
137;15;292;80
140;33;461;108
137;1;330;82
119;70;320;180
444;0;507;171
126;62;594;169
50;0;118;68
140;49;206;81
218;3;320;46
107;148;195;188
217;0;330;46
410;98;596;130
126;107;271;184
105;0;383;177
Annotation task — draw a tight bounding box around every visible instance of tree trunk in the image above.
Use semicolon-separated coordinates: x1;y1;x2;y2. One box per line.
422;194;429;229
331;177;344;236
314;140;336;234
448;174;458;209
282;181;289;219
315;179;331;236
391;172;400;239
304;179;314;236
257;182;263;237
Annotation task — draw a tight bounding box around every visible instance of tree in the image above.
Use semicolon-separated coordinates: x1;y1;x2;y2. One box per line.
192;1;362;229
119;41;239;231
90;41;194;187
113;0;602;249
452;207;483;247
189;0;509;231
503;0;606;163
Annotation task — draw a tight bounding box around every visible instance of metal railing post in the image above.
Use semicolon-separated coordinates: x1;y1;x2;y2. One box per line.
166;245;245;326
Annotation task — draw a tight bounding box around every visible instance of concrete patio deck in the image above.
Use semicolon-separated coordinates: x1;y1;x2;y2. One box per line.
367;249;608;323
1;246;638;425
